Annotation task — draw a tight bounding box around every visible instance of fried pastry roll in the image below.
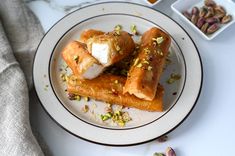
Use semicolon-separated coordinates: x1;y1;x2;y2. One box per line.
61;41;104;79
86;31;135;67
79;29;105;43
123;27;171;101
67;74;164;112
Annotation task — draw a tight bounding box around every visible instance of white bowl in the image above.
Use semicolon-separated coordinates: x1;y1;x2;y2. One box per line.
143;0;163;7
171;0;235;40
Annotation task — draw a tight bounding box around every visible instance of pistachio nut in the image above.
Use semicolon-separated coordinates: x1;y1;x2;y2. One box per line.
191;14;199;24
214;12;226;19
153;153;164;156
197;17;206;28
199;7;207;17
204;0;216;7
166;147;176;156
183;11;191;20
221;15;232;24
191;7;199;15
206;17;219;24
201;22;209;33
204;9;214;18
214;5;226;14
207;6;214;15
207;23;219;34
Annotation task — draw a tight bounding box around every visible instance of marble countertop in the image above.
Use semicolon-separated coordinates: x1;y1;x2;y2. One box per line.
27;0;235;156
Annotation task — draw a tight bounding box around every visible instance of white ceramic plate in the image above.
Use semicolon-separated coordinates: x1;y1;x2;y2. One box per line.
33;2;203;146
171;0;235;40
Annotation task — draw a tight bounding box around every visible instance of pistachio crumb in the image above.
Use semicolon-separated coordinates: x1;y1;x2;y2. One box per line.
75;95;81;101
115;44;121;51
152;36;164;44
167;73;181;84
147;66;153;71
130;24;137;35
114;24;122;31
136;63;143;68
84;97;89;102
153;153;164;156
133;58;140;66
143;60;149;64
73;55;79;63
82;105;89;113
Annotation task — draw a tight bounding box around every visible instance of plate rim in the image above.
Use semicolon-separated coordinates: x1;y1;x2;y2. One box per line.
32;1;203;146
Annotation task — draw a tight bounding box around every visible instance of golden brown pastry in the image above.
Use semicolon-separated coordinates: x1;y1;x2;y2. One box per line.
61;41;104;79
123;27;171;101
79;29;105;43
86;31;135;67
67;74;164;112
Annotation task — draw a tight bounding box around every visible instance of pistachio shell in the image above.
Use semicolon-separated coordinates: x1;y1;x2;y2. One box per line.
166;147;176;156
206;17;219;24
204;9;214;18
191;14;199;24
214;12;226;19
204;0;216;7
191;7;199;15
207;23;219;34
197;17;206;28
183;11;191;20
207;6;214;15
214;5;226;14
199;7;207;17
201;22;209;33
221;15;232;24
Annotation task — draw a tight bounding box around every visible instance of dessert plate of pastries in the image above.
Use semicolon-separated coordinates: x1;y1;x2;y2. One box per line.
33;2;203;146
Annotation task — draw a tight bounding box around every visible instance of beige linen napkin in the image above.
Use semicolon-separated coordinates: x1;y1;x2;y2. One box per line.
0;0;44;155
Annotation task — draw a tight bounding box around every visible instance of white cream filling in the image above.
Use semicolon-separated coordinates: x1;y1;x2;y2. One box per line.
91;43;109;65
83;63;104;79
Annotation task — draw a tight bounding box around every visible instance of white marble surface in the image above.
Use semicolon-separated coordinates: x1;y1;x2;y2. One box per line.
28;0;235;156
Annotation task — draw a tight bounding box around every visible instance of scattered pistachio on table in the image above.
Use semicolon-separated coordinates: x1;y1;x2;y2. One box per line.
166;147;176;156
153;147;176;156
182;0;232;35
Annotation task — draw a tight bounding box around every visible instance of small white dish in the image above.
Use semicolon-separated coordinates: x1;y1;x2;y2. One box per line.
143;0;163;6
171;0;235;40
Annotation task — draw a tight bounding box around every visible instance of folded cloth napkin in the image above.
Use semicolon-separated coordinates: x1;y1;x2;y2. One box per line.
0;0;44;155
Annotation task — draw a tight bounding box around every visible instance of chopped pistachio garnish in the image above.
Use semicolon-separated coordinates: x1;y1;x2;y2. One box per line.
144;48;150;54
117;120;125;127
122;112;131;122
73;55;79;63
136;63;143;68
167;73;181;84
114;24;122;31
130;24;137;34
82;105;89;113
75;95;81;101
152;36;164;44
157;49;164;56
84;97;89;102
153;153;165;156
44;85;49;91
157;37;164;44
101;115;110;121
115;44;121;51
60;73;68;82
133;58;140;66
147;66;153;71
143;60;149;64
